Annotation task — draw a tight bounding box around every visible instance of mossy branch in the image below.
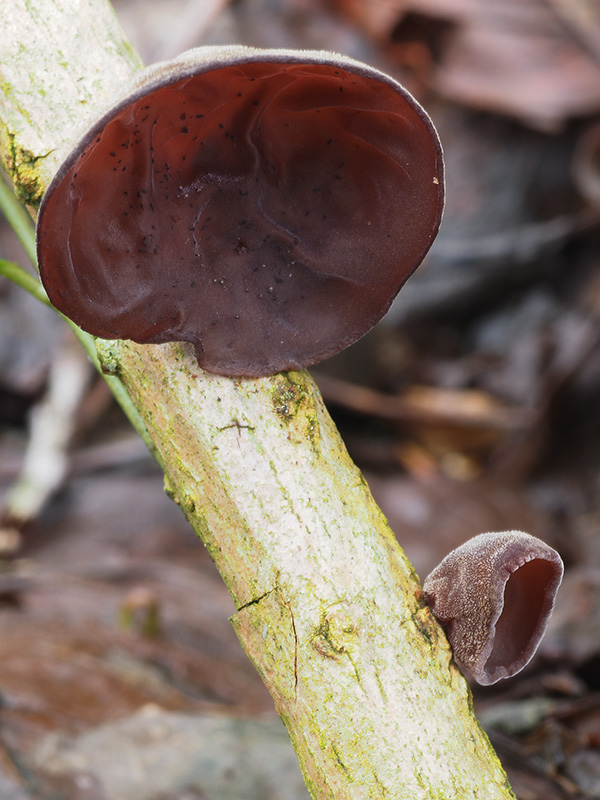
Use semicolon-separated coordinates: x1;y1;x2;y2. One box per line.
0;2;516;797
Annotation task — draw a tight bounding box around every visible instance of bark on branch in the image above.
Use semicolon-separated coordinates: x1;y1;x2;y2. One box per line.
0;2;516;797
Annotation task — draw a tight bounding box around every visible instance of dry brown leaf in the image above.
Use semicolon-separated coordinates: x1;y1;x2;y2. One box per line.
547;0;600;62
435;1;600;130
333;0;600;128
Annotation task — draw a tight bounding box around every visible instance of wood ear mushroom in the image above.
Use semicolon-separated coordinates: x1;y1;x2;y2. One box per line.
36;46;444;378
422;531;564;686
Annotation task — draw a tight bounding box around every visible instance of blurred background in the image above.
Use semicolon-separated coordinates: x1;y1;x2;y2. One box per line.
1;0;600;798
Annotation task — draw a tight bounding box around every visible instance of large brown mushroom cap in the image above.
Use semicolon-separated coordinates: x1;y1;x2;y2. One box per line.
37;47;444;377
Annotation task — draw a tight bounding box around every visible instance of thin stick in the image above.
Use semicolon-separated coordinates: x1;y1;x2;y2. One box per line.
0;174;37;265
0;257;50;305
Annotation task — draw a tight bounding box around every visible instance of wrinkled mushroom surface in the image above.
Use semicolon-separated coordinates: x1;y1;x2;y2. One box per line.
422;531;564;686
37;47;444;377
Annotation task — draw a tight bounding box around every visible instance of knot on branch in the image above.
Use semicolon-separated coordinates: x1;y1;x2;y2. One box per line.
313;605;359;659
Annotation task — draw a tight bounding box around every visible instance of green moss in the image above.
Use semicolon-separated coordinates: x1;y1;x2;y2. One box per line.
96;341;122;377
270;371;321;450
271;371;307;419
413;607;435;647
5;132;47;207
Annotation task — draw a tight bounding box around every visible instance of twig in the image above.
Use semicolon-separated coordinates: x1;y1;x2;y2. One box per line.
0;174;36;264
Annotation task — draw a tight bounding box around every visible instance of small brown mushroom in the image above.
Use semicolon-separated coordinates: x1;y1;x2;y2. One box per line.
422;531;564;686
36;46;444;377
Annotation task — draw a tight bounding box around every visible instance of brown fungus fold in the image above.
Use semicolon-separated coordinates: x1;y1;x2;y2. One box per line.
36;46;444;377
422;531;564;686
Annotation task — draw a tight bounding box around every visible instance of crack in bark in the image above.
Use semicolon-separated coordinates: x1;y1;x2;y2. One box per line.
237;587;275;611
331;743;351;777
216;418;255;435
236;585;299;699
285;597;299;698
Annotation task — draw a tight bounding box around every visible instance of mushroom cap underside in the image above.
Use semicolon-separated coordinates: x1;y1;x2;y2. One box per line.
37;48;444;377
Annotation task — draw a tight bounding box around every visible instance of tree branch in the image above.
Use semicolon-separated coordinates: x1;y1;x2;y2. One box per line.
0;2;516;797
